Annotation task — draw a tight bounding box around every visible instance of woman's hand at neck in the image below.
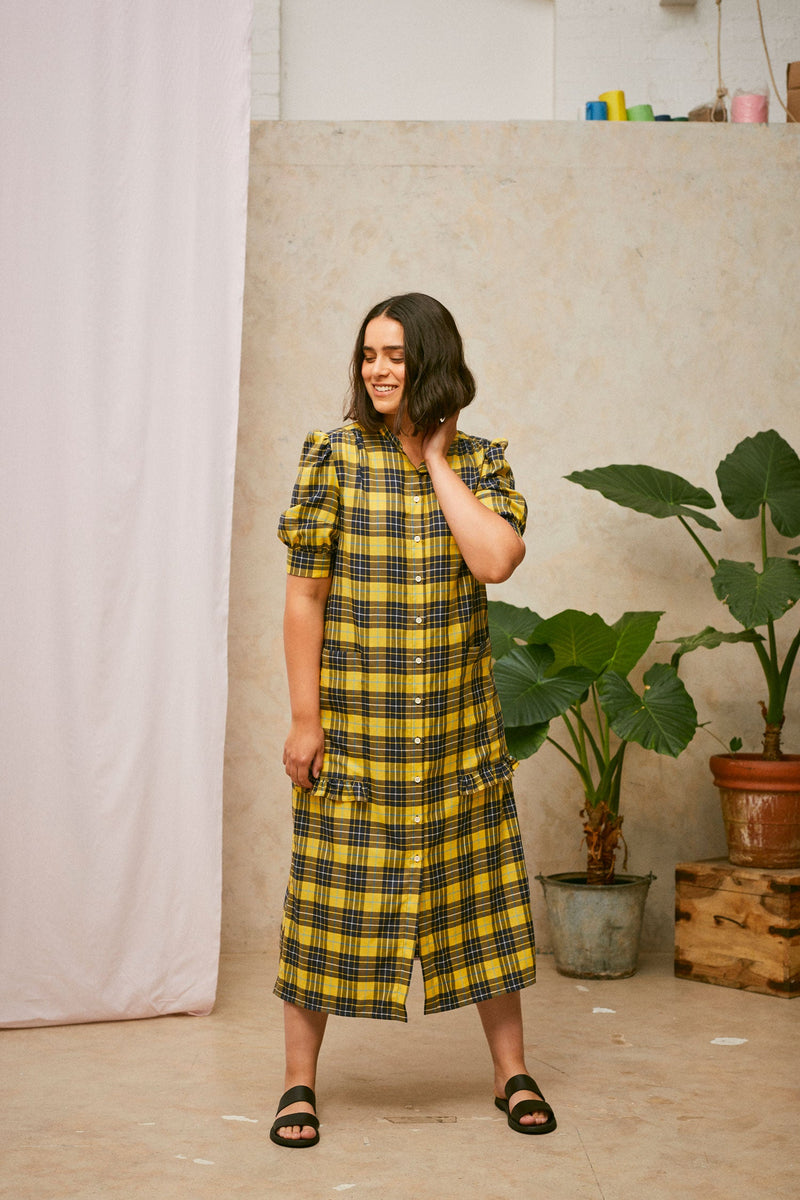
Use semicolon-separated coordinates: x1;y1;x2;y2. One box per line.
394;412;457;469
420;412;459;466
421;413;526;585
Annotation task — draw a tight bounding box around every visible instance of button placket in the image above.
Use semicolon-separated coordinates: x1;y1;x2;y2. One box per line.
409;470;426;850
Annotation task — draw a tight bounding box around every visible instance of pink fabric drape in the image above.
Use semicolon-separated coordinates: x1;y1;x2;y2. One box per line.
0;1;251;1026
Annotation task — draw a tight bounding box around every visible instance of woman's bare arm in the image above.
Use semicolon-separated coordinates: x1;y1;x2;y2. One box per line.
282;572;332;788
422;415;525;584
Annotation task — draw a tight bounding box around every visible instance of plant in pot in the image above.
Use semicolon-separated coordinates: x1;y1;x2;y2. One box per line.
566;428;800;869
488;603;698;978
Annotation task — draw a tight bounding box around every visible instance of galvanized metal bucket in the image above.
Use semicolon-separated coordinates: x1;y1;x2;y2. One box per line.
537;872;655;979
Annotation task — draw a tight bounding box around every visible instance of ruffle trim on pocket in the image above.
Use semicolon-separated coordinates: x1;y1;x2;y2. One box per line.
456;753;517;797
310;774;371;802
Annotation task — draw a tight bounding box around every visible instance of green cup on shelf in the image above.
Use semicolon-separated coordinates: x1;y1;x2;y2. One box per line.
627;104;655;121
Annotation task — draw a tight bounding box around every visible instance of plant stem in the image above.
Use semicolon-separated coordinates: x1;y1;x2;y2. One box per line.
678;514;717;570
545;734;593;798
591;684;610;763
764;618;782;724
779;627;800;700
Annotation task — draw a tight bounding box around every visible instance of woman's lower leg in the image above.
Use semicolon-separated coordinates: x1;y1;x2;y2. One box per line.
476;991;548;1127
275;1002;328;1141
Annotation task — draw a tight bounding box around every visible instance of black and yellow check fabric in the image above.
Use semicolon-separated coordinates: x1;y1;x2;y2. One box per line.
274;423;536;1021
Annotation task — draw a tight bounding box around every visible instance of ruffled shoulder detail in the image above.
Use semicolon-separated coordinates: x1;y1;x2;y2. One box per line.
299;429;332;463
278;430;339;577
456;433;527;537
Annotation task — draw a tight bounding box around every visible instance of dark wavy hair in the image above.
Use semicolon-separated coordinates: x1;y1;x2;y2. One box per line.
345;293;476;434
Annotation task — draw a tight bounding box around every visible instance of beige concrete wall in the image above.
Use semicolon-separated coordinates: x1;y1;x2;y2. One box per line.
224;121;800;958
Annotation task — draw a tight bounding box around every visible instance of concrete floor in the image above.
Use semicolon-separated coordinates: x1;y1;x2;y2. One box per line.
3;953;798;1200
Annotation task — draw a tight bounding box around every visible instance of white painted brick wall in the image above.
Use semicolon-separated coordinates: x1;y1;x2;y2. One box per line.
555;0;799;120
252;1;799;121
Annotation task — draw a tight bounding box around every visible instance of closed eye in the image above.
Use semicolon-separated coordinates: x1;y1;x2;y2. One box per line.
363;345;404;362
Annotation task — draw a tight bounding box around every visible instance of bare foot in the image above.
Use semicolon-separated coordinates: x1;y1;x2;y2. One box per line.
494;1073;555;1129
503;1082;550;1126
270;1087;319;1146
274;1098;317;1141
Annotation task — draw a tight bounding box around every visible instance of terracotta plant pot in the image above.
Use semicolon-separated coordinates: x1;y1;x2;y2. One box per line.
710;754;800;869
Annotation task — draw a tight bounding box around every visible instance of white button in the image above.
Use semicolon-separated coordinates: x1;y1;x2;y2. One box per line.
414;697;422;705
415;617;423;624
413;496;421;503
414;737;421;744
415;575;422;583
415;656;422;664
413;854;421;863
414;814;421;823
413;535;421;542
414;776;421;783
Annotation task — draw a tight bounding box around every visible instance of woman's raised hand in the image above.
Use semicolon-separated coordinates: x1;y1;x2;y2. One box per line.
421;411;459;464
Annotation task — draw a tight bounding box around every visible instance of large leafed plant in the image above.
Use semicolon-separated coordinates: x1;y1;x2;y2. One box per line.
488;604;698;884
566;429;800;759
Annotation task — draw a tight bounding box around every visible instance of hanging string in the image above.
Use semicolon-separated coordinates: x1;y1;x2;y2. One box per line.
712;0;728;121
754;0;797;122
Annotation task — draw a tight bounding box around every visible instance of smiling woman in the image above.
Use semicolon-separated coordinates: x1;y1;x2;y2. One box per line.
269;292;553;1146
361;315;406;421
347;291;476;436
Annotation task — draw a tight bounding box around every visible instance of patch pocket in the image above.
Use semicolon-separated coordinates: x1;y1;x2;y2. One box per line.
320;645;363;715
466;634;491;663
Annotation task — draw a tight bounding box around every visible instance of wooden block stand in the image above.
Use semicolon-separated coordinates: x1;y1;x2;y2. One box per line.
675;858;800;998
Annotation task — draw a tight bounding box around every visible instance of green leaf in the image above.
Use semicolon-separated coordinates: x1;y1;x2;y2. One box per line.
609;611;662;675
712;557;800;628
504;722;550;759
488;601;542;659
598;663;698;757
717;430;800;537
665;625;763;667
529;609;617;675
566;464;721;530
492;643;595;726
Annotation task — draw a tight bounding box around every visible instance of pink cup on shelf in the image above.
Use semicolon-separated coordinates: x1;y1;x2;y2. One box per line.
731;90;769;123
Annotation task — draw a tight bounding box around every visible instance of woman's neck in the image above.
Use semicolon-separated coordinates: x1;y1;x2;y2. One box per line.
389;421;424;467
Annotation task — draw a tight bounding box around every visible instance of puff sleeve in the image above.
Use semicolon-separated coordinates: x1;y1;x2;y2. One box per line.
473;439;527;537
278;431;339;576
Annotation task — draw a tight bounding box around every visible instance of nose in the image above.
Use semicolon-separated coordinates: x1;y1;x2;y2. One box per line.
371;354;389;377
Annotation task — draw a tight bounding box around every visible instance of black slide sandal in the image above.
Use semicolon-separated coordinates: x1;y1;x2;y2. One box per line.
269;1084;320;1148
494;1073;557;1135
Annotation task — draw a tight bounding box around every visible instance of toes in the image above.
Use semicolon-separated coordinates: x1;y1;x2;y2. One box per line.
276;1120;315;1140
510;1091;549;1125
519;1110;548;1126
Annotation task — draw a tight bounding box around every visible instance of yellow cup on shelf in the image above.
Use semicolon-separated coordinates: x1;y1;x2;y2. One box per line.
599;90;627;121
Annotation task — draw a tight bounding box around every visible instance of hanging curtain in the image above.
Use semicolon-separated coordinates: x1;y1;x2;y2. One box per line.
0;0;252;1026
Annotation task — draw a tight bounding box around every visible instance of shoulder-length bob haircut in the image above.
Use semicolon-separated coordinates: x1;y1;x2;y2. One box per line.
346;292;476;434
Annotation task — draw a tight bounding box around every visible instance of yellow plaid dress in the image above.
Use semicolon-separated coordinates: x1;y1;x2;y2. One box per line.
274;422;536;1021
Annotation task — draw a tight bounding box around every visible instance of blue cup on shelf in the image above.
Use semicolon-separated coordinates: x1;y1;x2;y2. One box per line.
585;100;608;121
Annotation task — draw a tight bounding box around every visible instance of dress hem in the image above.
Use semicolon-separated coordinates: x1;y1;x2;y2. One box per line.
272;969;536;1024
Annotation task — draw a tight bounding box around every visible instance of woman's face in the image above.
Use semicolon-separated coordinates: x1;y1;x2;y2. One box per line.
361;316;406;422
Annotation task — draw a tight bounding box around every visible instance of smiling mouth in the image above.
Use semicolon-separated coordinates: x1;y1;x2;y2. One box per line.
373;385;398;394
